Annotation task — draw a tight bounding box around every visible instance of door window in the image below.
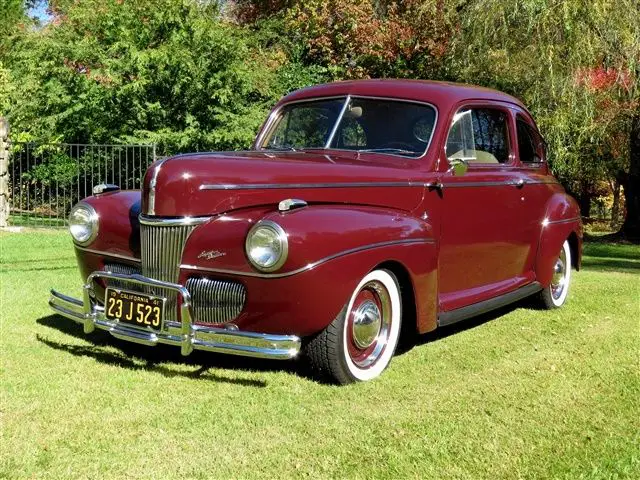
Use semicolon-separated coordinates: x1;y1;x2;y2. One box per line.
446;108;510;164
516;117;545;163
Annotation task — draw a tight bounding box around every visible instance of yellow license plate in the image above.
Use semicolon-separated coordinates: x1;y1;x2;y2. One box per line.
105;288;165;331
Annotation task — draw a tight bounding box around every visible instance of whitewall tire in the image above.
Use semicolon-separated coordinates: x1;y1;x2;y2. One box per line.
539;239;572;309
305;269;402;384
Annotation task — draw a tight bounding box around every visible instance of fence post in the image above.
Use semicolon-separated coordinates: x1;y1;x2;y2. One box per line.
0;117;9;228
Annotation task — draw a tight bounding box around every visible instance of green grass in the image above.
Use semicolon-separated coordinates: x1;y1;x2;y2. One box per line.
8;214;67;228
1;231;639;479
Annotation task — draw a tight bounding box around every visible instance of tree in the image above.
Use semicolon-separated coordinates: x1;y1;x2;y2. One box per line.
452;0;640;240
232;1;456;80
4;0;318;153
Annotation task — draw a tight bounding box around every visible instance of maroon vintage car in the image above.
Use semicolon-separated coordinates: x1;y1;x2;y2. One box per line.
50;80;582;383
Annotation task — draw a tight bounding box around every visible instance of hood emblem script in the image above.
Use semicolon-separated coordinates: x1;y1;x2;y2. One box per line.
198;250;226;261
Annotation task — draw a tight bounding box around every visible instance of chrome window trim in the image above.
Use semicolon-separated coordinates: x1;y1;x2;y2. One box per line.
255;95;439;160
255;95;347;150
445;103;515;167
324;95;352;148
183;238;434;279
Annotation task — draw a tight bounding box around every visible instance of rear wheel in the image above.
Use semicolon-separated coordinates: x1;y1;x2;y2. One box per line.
305;269;402;384
539;239;572;309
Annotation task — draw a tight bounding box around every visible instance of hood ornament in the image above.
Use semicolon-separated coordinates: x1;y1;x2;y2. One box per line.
198;250;226;261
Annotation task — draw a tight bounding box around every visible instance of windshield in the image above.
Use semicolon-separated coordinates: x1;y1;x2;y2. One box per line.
260;96;437;158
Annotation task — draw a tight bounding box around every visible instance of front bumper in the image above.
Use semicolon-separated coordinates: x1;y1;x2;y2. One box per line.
49;271;301;360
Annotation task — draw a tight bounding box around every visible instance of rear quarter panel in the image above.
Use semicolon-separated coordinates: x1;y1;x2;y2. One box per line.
535;192;583;286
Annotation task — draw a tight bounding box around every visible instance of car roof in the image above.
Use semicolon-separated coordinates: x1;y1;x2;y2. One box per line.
279;79;527;112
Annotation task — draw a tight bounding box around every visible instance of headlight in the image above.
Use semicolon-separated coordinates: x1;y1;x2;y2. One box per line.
245;220;288;272
69;203;99;245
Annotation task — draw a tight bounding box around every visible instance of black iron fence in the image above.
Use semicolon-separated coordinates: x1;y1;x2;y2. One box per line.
8;142;156;227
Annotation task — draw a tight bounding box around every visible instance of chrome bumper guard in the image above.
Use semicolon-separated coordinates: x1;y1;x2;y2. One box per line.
48;271;300;360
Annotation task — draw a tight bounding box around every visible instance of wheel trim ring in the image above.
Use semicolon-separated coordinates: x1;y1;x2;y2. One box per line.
346;280;392;369
551;248;568;300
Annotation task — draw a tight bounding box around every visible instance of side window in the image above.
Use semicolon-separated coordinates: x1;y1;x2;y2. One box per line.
516;117;544;163
446;108;510;164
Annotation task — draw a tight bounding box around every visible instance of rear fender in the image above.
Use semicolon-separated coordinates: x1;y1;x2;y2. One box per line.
536;193;583;287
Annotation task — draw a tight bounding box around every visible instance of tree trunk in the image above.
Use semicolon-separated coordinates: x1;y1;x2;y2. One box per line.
577;188;592;219
611;179;620;229
620;111;640;241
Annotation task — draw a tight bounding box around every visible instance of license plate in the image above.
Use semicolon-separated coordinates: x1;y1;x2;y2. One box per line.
105;288;165;331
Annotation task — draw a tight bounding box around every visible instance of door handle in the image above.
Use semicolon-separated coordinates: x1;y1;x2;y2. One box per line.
514;178;526;188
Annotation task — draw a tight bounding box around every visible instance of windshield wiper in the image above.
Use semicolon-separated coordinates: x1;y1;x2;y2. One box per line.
357;148;417;155
265;146;298;152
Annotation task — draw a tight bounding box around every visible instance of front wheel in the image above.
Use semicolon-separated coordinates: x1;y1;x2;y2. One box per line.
305;269;402;384
538;239;572;309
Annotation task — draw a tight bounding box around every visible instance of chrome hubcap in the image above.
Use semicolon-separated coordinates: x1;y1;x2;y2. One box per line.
347;281;392;369
551;249;567;300
352;300;381;349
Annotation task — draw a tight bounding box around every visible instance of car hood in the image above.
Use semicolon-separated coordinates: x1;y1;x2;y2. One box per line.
141;151;428;217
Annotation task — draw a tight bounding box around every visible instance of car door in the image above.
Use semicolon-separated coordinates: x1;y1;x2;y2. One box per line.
513;112;556;273
438;103;533;312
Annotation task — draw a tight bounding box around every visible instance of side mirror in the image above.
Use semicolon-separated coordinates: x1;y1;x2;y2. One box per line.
448;158;468;176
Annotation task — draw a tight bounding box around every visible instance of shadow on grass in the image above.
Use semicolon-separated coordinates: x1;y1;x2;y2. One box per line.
582;256;640;273
397;302;523;356
36;314;314;387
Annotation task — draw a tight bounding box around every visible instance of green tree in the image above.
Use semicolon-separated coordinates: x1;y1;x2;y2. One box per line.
232;1;456;80
452;0;640;239
4;0;318;153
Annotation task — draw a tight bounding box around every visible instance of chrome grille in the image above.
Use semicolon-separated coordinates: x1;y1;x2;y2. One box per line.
140;222;197;321
186;278;246;324
141;223;196;283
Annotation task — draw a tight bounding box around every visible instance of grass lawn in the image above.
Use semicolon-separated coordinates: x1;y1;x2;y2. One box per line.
1;230;638;479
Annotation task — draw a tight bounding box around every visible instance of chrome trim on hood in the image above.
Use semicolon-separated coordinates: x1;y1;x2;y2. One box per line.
199;181;425;191
139;214;211;226
147;158;168;215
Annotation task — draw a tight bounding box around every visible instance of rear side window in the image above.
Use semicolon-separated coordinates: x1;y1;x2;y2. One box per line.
446;108;510;164
516;117;545;163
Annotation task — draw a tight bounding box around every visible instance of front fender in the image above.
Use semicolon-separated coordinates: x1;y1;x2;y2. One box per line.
535;193;583;287
80;190;141;258
181;205;438;336
182;205;434;275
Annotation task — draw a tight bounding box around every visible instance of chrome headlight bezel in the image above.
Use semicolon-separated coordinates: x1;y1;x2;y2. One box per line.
68;203;99;246
245;220;288;272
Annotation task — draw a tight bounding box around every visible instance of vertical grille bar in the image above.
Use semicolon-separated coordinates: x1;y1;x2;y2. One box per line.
140;223;197;321
185;278;246;324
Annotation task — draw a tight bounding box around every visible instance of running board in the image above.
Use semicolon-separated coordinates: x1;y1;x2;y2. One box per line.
438;282;542;327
